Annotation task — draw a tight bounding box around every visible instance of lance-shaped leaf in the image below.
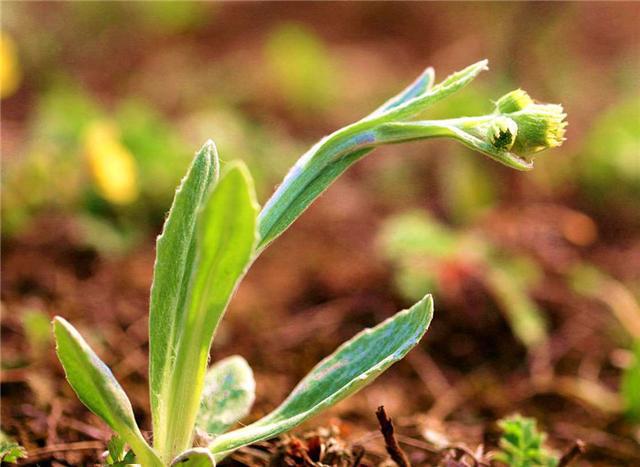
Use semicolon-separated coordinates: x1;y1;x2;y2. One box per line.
158;162;260;460
53;318;162;467
171;448;216;467
370;66;435;116
257;61;489;249
373;60;488;122
197;356;256;435
209;295;434;459
149;141;219;444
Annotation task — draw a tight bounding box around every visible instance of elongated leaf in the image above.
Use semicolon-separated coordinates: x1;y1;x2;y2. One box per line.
258;145;372;249
379;60;488;122
53;318;162;467
209;295;434;458
197;356;255;436
257;61;489;249
371;66;435;116
158;162;260;460
171;448;215;467
150;141;219;443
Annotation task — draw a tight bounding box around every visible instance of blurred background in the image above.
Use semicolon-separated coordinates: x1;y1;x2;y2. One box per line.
1;2;639;465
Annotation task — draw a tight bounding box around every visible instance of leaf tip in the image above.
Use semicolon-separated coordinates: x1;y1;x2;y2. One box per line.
200;139;218;156
476;58;489;71
52;315;69;337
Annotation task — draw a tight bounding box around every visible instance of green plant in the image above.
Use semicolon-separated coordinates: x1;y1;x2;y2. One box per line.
52;60;566;466
495;414;559;467
0;431;27;463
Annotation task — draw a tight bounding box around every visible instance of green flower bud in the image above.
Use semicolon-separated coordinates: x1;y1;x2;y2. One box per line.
495;89;534;114
509;103;567;156
488;116;518;151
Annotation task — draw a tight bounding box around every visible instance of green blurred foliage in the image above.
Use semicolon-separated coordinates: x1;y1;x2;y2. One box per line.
264;23;340;112
378;211;548;347
130;2;212;34
116;99;191;208
578;96;640;214
2;82;192;250
22;309;52;357
622;340;640;423
439;150;499;225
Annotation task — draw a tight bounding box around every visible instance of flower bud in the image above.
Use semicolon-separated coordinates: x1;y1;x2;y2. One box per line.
488;116;518;151
495;89;533;114
509;103;567;156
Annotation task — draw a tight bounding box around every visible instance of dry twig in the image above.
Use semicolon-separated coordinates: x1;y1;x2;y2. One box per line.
558;440;586;467
376;406;411;467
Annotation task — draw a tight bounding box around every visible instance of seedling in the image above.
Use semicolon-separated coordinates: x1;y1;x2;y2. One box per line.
52;60;566;466
495;414;559;467
0;431;27;464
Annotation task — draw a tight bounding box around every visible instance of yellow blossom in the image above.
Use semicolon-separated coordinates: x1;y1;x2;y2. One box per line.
84;121;139;205
0;31;22;99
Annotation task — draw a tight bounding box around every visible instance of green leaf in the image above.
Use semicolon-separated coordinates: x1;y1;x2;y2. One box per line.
105;435;137;466
106;435;126;464
171;448;216;467
149;142;219;450
485;264;547;348
158;162;259;461
0;431;27;463
257;61;489;250
378;60;488;122
209;295;434;459
622;340;640;422
197;355;256;436
371;66;435;116
53;318;162;467
495;414;558;467
257;144;372;249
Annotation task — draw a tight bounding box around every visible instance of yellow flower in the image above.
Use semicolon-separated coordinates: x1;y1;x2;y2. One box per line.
84;121;139;205
0;31;22;99
495;90;567;157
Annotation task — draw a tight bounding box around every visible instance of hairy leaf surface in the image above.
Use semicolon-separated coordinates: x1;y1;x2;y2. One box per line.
149;141;219;443
171;448;216;467
197;356;255;435
160;162;259;460
257;61;488;249
53;318;161;467
209;295;433;458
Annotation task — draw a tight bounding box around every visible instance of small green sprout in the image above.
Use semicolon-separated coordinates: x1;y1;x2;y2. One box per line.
495;414;559;467
52;60;566;466
0;431;27;464
105;435;136;466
